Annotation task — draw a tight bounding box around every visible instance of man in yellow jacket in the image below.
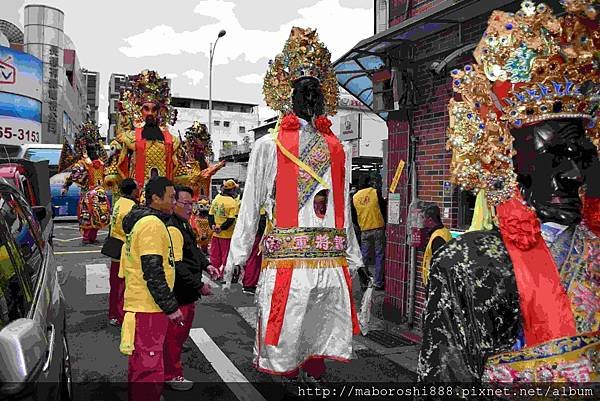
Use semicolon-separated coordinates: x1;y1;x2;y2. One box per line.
208;179;239;280
420;204;452;286
101;178;139;327
119;176;184;401
352;175;386;290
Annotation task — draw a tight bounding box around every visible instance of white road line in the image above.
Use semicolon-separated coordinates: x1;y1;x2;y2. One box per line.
188;328;267;401
54;232;107;242
235;306;257;330
85;263;110;295
55;250;101;255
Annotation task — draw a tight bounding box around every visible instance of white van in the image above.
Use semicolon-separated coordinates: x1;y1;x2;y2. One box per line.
15;144;110;176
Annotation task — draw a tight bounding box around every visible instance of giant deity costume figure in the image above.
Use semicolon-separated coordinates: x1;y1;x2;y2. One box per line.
224;27;364;379
418;0;600;383
58;121;111;244
104;70;189;192
183;121;226;198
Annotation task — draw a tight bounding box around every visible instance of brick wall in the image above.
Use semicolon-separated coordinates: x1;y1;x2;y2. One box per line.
383;4;490;327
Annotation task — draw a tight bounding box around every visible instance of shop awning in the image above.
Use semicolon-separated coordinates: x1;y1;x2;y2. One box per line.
333;0;523;121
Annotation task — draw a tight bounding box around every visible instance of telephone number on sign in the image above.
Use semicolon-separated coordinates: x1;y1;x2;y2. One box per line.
0;126;40;143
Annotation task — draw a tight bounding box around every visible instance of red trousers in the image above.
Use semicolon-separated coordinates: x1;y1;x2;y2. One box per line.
164;303;195;380
282;358;326;379
209;236;231;278
82;228;98;242
242;235;262;288
128;312;169;401
108;260;125;323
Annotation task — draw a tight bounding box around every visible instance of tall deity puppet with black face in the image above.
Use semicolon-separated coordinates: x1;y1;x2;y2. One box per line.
418;0;600;383
224;27;365;380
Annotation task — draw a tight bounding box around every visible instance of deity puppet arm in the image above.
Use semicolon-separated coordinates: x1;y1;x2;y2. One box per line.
224;137;277;278
63;161;88;192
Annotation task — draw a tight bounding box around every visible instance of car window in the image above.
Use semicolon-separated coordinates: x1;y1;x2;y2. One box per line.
0;191;43;283
24;148;61;166
0;231;33;330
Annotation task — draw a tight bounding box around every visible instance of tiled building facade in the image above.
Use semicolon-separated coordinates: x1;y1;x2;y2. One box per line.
380;1;494;328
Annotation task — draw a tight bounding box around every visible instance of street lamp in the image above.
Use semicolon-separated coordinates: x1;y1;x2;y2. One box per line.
209;29;226;148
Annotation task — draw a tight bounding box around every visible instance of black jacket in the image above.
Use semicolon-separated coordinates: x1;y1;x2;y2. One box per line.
167;214;210;305
122;205;179;314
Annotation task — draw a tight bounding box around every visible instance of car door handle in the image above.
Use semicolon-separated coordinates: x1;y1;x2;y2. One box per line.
42;324;55;372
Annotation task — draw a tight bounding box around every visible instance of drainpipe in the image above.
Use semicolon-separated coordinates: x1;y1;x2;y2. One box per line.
406;115;418;327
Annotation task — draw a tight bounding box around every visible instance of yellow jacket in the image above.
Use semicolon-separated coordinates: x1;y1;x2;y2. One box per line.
421;227;452;285
352;187;385;231
120;215;180;313
109;197;136;242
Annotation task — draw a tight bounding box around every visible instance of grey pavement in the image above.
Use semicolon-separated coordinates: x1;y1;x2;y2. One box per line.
53;221;418;401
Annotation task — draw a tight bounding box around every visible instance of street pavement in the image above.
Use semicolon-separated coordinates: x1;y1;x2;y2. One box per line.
53;221;417;401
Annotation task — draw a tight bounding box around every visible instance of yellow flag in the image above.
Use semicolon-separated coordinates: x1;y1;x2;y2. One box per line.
389;160;405;193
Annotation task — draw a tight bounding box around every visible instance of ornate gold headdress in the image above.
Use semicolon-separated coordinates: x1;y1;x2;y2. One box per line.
117;69;177;130
184;121;213;159
447;0;599;205
58;121;106;172
263;27;338;115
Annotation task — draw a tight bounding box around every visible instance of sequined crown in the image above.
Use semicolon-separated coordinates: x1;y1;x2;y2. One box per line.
263;27;338;115
118;70;178;129
447;0;600;205
74;121;102;155
185;121;213;158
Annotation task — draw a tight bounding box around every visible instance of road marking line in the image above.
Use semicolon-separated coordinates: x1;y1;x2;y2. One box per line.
202;272;220;289
54;226;81;230
188;328;267;401
55;249;102;255
54;233;107;242
85;263;110;295
235;306;257;330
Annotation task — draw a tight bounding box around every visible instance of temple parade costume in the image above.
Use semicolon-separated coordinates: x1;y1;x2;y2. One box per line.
104;70;190;192
224;27;364;377
58;121;111;243
183;121;226;199
418;0;600;383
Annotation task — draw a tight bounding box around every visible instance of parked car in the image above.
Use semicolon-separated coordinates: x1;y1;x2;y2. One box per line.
17;144;110;178
0;181;71;401
16;144;111;219
0;159;53;245
16;144;63;178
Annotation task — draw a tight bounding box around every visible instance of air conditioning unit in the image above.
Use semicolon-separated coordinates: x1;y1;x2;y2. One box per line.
372;69;394;113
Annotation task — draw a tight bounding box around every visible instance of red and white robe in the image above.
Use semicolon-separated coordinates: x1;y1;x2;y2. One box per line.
225;114;364;375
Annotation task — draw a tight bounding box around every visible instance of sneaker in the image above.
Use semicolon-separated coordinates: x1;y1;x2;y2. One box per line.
108;318;120;327
242;287;256;295
165;376;193;391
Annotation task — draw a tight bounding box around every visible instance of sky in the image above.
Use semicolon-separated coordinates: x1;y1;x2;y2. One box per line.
5;0;374;135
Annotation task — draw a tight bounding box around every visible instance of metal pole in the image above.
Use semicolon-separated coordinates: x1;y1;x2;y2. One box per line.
406;123;418;326
208;41;213;141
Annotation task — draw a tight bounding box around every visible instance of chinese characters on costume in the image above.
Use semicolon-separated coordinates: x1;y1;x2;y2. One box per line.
418;0;600;383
